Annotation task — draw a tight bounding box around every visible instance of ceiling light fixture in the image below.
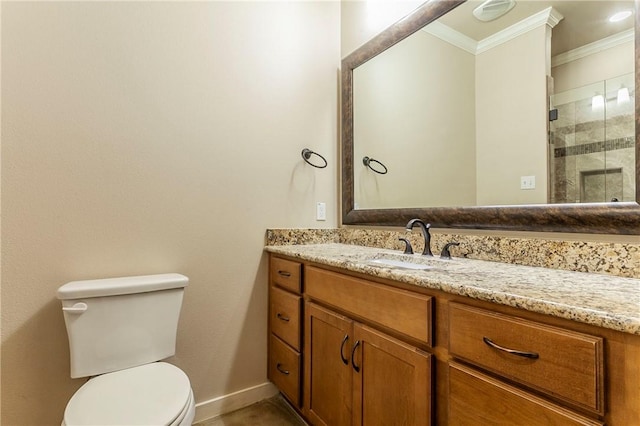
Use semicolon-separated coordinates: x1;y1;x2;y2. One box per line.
592;94;605;110
617;87;630;103
472;0;516;22
609;10;633;23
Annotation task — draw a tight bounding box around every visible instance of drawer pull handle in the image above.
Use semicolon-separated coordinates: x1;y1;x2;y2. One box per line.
340;334;349;365
276;313;290;322
276;363;290;375
278;270;291;277
351;340;361;372
483;337;539;359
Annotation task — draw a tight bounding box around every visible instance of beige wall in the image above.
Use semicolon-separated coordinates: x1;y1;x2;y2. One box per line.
552;41;634;93
475;25;549;205
1;2;339;424
354;30;476;209
341;0;424;57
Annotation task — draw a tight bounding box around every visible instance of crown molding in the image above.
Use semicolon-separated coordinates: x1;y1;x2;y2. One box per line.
422;7;563;56
476;7;563;54
551;28;634;68
421;20;478;54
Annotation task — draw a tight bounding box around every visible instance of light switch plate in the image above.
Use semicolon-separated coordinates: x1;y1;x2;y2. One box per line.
316;202;326;221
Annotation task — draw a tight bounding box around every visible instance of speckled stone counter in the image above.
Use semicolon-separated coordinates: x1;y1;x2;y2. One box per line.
265;243;640;335
266;228;640;278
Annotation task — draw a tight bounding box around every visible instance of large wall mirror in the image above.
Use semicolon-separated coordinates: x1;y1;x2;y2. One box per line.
342;0;640;234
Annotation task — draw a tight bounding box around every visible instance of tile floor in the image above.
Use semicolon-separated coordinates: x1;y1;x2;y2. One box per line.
194;395;307;426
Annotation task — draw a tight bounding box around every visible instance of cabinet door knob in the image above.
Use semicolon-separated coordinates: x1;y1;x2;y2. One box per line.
483;337;539;359
351;340;361;372
276;313;290;322
340;334;349;365
276;363;290;375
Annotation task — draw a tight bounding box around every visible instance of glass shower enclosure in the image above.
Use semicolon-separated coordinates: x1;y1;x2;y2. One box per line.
549;72;635;203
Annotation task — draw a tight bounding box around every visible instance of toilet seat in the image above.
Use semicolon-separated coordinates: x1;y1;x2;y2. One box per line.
63;362;193;426
169;389;195;426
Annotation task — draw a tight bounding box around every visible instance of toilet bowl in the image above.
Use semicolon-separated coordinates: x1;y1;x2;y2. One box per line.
62;363;195;426
57;274;194;426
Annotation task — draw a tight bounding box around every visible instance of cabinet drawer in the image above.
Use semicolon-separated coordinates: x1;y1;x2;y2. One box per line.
269;334;301;407
270;257;302;293
449;303;604;413
305;266;432;345
270;286;301;351
449;362;602;426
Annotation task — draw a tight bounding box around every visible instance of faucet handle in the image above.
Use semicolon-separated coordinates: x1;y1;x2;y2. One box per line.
398;238;414;255
440;242;460;259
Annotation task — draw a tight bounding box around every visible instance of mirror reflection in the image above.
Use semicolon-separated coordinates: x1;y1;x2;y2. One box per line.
353;0;635;210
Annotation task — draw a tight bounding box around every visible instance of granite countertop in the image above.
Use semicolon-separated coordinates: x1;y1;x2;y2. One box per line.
265;243;640;335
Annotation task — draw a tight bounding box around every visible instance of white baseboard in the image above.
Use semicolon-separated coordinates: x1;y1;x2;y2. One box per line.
193;382;279;423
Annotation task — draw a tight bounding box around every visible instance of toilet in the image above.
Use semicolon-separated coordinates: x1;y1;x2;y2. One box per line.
57;273;195;426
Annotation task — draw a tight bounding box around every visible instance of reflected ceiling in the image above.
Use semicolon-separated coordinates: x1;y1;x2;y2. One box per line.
438;0;634;55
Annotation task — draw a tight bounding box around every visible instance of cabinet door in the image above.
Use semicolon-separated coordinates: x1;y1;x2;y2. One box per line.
352;323;432;426
304;303;353;426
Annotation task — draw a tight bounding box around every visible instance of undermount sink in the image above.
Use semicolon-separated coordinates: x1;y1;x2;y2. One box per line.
363;250;460;271
367;258;435;270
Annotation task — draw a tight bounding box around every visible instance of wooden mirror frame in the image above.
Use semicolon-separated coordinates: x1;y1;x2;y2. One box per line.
341;0;640;234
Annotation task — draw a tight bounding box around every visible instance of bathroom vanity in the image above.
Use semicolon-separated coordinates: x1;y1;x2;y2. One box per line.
266;243;640;425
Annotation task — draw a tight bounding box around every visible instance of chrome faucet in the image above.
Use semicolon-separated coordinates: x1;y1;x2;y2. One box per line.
405;219;433;256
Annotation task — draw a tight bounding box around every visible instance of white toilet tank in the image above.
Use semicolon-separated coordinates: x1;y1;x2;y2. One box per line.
57;273;189;378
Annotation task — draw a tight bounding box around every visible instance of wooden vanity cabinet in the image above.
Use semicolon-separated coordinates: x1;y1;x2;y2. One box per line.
266;254;640;425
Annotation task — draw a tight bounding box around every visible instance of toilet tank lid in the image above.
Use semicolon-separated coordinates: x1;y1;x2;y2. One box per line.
57;273;189;300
